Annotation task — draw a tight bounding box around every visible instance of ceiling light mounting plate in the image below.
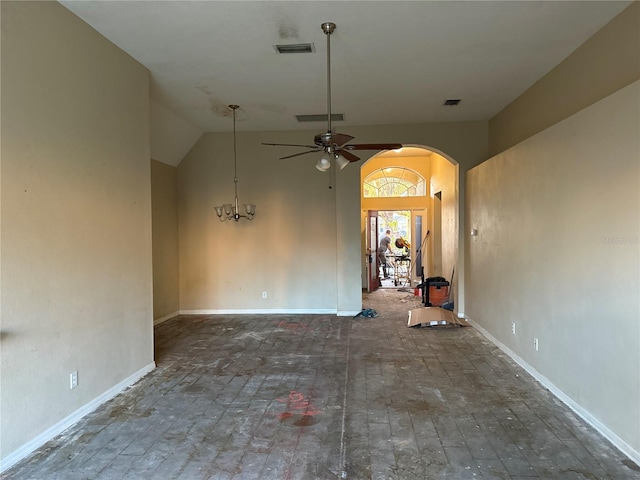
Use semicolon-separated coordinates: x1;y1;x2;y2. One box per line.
321;22;336;35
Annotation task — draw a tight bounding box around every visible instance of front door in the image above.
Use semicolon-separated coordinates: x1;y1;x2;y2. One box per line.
367;210;380;292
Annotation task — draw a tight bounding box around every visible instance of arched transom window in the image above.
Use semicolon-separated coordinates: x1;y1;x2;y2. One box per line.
363;167;426;198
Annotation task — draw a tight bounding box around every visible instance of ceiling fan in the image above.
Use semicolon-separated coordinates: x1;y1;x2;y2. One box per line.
262;22;402;171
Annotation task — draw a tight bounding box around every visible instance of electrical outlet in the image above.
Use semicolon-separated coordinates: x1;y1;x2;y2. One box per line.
70;371;78;389
262;291;268;299
533;338;539;351
511;323;516;334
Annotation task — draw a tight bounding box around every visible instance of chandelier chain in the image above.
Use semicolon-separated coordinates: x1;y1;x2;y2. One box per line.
214;104;255;222
232;105;239;198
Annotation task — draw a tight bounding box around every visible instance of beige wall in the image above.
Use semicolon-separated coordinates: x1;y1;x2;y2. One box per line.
151;160;180;322
470;5;640;460
489;2;640;156
178;123;487;315
178;130;343;313
1;1;154;466
468;81;640;459
429;153;458;287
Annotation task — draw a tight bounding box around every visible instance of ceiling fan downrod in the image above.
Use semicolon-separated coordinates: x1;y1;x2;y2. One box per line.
321;22;336;135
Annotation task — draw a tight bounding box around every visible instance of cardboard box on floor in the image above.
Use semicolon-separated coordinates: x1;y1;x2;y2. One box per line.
407;307;470;328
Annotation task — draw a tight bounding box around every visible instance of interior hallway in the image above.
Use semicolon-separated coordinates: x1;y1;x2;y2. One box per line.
5;289;638;479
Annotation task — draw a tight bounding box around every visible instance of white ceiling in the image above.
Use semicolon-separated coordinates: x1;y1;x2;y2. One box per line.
60;1;630;134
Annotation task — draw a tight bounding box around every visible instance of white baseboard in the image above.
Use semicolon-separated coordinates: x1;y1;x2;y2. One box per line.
466;316;640;467
1;362;156;474
153;310;179;325
165;310;360;320
177;309;395;318
179;308;339;315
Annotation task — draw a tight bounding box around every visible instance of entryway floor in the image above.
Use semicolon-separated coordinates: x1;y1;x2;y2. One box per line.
4;289;638;479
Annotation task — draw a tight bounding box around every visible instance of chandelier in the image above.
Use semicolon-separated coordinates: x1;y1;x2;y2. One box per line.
214;105;256;222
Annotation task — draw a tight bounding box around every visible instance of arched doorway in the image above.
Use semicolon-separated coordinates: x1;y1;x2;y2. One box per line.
360;146;459;303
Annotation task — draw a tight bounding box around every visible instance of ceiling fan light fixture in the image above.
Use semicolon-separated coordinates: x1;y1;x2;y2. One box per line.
316;156;331;172
335;154;350;170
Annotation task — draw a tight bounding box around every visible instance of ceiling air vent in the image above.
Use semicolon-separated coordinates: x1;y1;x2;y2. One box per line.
443;99;461;106
296;113;344;123
275;43;315;54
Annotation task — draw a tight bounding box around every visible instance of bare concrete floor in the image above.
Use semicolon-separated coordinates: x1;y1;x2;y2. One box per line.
5;289;639;479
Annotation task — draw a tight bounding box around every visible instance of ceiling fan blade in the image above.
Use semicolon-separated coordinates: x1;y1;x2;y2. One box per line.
263;142;319;149
337;150;360;162
279;150;321;160
342;143;403;151
330;133;355;147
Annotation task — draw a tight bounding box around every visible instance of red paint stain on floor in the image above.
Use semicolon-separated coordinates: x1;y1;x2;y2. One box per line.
275;390;322;421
